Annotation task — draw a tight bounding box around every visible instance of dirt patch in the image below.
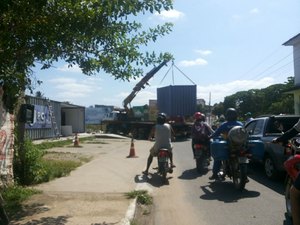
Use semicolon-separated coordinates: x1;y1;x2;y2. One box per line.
10;192;131;225
43;152;93;163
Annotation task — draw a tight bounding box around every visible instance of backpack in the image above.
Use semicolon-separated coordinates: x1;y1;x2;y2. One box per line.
192;122;210;141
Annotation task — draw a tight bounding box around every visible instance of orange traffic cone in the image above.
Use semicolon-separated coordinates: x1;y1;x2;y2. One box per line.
127;138;138;158
74;133;80;147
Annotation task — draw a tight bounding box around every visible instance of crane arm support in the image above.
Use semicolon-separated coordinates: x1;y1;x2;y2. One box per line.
123;59;169;111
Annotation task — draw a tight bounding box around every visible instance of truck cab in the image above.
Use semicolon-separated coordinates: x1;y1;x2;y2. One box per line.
104;110;128;121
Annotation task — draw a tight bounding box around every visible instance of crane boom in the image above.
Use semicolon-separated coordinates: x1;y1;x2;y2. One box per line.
122;59;170;111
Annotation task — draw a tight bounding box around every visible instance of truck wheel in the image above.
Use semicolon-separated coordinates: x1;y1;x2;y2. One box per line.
264;155;279;179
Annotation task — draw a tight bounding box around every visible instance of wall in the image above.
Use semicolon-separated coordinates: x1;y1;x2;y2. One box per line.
25;96;61;140
294;44;300;86
294;89;300;114
62;107;85;133
0;86;14;185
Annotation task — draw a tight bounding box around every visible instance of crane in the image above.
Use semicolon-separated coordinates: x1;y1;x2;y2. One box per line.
122;59;170;113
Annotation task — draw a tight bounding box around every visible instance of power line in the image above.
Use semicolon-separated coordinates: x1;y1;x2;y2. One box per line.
239;46;283;78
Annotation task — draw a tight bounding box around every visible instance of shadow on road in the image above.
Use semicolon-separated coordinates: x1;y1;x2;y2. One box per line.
200;181;260;203
10;216;70;225
10;202;70;225
247;162;285;195
177;168;208;180
134;173;174;187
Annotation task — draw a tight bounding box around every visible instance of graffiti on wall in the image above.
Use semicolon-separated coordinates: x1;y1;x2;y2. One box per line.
0;87;14;181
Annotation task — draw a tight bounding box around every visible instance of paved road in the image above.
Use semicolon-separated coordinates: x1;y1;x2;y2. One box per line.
143;140;292;225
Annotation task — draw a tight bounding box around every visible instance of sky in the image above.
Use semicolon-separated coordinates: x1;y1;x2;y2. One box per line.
30;0;300;108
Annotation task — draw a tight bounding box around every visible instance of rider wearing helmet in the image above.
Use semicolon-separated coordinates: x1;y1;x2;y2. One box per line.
273;119;300;225
143;113;175;175
191;112;214;158
209;108;243;180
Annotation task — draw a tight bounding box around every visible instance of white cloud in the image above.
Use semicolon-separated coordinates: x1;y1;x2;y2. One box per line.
179;58;208;67
250;8;259;14
154;9;185;21
197;77;276;104
195;49;212;56
57;64;82;73
48;76;102;104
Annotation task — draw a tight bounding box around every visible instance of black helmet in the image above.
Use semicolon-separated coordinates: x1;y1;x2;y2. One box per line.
157;112;167;124
226;108;237;121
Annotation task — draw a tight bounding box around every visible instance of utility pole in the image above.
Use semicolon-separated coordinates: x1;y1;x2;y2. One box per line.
208;92;211;125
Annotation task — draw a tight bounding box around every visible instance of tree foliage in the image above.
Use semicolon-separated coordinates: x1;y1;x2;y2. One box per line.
0;0;174;111
213;77;295;118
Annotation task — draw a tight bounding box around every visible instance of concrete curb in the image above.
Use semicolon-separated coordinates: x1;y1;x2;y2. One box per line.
121;182;153;224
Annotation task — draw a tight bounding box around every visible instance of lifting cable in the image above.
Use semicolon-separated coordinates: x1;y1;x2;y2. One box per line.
159;60;197;85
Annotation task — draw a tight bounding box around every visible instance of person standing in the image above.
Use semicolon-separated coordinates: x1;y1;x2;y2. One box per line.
244;112;253;124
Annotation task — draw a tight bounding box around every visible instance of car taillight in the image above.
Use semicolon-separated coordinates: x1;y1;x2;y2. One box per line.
158;151;169;157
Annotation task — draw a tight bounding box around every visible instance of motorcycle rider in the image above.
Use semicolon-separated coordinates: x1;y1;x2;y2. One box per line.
272;119;300;225
191;112;214;158
143;112;175;175
209;108;243;180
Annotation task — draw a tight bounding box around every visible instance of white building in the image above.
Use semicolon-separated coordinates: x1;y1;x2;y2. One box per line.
283;33;300;114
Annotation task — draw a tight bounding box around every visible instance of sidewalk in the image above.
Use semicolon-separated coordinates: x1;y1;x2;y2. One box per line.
10;135;153;225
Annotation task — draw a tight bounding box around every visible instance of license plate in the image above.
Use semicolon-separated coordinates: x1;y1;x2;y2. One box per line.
238;157;249;163
158;157;167;162
195;151;202;157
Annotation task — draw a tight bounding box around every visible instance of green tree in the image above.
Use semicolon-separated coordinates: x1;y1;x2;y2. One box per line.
211;102;224;117
218;77;294;118
1;0;174;186
0;0;174;111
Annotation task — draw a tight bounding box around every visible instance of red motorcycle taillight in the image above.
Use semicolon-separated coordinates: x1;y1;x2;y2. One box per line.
158;151;169;157
284;155;300;181
284;144;293;156
194;144;203;149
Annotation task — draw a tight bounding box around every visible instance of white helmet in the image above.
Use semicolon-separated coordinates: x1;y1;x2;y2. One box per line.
227;126;248;145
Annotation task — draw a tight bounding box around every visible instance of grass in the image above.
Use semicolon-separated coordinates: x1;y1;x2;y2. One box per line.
2;136;96;217
1;185;41;216
35;136;95;150
125;190;153;205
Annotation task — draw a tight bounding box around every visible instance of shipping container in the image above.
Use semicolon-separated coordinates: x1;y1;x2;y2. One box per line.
157;85;197;118
25;96;85;140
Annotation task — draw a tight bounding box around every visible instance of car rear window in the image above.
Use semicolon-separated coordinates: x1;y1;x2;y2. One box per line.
266;116;300;134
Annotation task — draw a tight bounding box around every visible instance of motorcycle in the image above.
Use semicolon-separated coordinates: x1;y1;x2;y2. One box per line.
156;148;173;183
219;146;249;191
283;138;300;219
213;126;250;191
194;142;210;173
